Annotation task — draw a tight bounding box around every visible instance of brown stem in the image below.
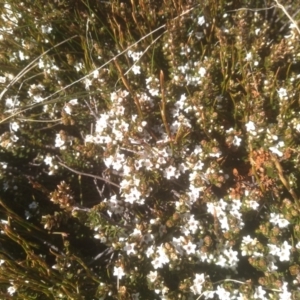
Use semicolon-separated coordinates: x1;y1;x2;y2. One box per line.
270;153;300;207
159;70;172;142
113;59;143;118
56;157;120;188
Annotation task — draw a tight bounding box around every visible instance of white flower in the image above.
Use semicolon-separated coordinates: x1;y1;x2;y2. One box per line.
172;236;184;256
209;150;221;158
215;254;227;267
183;241;197;255
194;160;204;170
0;162;7;169
142;233;154;244
148;87;159;96
29;201;38;210
202;290;215;299
246;52;252;61
266;254;278;271
152;257;163;269
268;243;280;256
28;84;45;100
104;152;125;171
84;78;92;90
93;69;99;78
254;286;266;299
10;134;19;143
223;248;239;269
132;64;141;75
155;244;170;267
55;134;65;148
145;77;152;84
279;282;292;299
85;134;94;143
187;215;200;234
128;50;143;61
163;165;177;179
270;213;289;228
269;146;283;157
147;271;158;282
279;241;292;262
33;94;44;103
145;245;155;257
41;24;52;34
176;93;187;110
245;121;256;132
74;62;83;72
218;214;229;231
123;242;136;256
25;210;32;219
113;266;125;279
206;202;215;215
10;122;19;132
215;285;231;299
19;50;29;61
5;97;20;109
105;196;124;215
94;234;107;244
219;199;228;210
44;155;53;166
277;218;290;228
198;16;205;26
277;88;288;100
198;67;206;77
64;105;72;115
246;200;259;210
7;286;16;295
241;235;258;256
231;199;242;212
233;135;242;146
190;273;206;295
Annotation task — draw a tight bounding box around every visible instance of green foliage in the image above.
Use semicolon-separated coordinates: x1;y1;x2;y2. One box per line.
1;0;300;299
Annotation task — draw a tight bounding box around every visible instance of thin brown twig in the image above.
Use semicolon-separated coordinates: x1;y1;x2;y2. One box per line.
1;5;199;124
0;35;78;101
226;5;276;13
56;157;120;188
248;143;265;194
159;70;172;141
270;153;300;207
274;0;300;35
113;59;143;118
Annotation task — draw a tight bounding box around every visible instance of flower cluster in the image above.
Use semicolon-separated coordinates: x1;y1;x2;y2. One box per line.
1;0;300;299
